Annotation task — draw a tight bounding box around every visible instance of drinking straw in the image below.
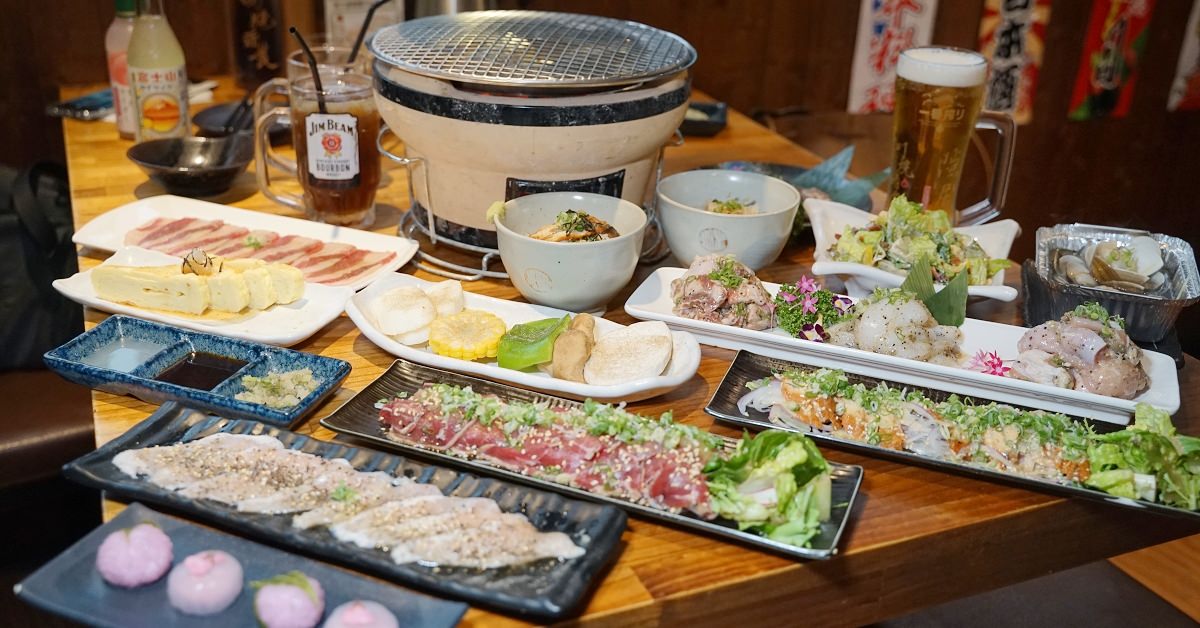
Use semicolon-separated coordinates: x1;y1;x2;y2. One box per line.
347;0;393;63
289;27;328;114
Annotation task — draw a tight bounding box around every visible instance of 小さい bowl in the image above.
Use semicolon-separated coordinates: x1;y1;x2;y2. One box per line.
494;192;648;313
656;169;800;270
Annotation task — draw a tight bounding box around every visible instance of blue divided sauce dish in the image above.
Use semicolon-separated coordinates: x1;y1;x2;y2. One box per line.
44;316;350;427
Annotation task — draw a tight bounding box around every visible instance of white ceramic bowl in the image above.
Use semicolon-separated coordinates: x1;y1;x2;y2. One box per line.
656;169;801;270
495;192;647;312
805;198;1022;301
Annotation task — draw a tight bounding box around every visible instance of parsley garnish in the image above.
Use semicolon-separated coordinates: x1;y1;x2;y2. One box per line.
555;210;595;234
331;483;357;502
245;235;264;249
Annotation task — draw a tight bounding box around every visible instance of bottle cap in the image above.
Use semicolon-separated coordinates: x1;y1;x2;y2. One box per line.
115;0;136;16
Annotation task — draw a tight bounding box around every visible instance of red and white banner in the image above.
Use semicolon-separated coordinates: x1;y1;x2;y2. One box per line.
847;0;940;113
978;0;1052;124
1067;0;1158;120
1168;0;1200;111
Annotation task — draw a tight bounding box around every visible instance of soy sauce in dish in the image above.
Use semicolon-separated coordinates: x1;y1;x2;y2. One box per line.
154;352;247;390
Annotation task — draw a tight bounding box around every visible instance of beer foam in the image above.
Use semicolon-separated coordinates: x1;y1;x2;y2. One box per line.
897;47;987;88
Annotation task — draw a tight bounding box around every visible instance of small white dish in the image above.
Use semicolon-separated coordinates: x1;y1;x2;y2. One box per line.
53;247;351;346
346;273;700;402
657;169;800;270
624;267;1180;425
72;195;418;291
805;198;1021;301
494;192;647;313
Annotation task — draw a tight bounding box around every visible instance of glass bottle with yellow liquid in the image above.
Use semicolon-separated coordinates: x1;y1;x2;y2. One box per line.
128;0;188;141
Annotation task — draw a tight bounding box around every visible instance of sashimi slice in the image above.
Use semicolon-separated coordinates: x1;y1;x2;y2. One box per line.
163;223;250;256
176;453;349;505
292;242;357;270
390;513;585;568
291;481;444;530
329;497;502;549
305;250;396;285
112;433;285;489
208;229;279;257
235;467;391;516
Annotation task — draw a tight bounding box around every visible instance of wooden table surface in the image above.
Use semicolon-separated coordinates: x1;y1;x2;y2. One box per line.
62;79;1200;627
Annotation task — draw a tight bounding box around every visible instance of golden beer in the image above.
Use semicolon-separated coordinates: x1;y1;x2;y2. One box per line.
889;47;988;220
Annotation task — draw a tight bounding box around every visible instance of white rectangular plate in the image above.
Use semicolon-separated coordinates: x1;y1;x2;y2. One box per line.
73;195;418;291
625;267;1181;425
54;247;352;346
806;198;1021;302
347;274;701;402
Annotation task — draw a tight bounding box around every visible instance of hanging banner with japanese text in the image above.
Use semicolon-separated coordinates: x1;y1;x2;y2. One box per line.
978;0;1051;124
1168;0;1200;111
1068;0;1157;120
847;0;940;113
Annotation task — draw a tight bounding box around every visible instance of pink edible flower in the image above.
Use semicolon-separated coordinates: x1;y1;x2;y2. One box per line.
968;350;1011;377
779;290;797;303
798;276;818;294
801;293;818;314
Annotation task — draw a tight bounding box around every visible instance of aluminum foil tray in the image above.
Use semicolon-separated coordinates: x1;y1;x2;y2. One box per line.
1034;223;1200;342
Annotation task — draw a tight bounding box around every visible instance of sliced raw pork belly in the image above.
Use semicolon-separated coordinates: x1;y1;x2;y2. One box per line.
304;250;396;285
139;219;223;251
124;217;175;245
162;223;250;255
208;229;280;257
246;235;325;264
292;242;357;270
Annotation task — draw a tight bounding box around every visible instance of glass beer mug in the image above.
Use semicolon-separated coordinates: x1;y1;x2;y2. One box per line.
889;46;1016;226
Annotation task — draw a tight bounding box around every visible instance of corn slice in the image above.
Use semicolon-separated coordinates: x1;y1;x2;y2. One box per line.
427;309;507;361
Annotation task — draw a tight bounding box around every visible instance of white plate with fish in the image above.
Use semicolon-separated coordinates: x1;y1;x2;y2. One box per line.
806;198;1021;301
625;266;1180;425
54;247;352;346
73;195;418;290
346;273;701;402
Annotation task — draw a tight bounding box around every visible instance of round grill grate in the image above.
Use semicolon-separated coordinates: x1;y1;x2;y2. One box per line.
369;10;696;88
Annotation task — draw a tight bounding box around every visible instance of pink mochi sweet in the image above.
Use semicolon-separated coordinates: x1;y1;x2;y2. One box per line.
95;523;173;588
253;571;326;628
167;550;244;615
322;600;399;628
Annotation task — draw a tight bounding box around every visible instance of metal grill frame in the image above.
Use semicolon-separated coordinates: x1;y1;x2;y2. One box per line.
369;10;696;88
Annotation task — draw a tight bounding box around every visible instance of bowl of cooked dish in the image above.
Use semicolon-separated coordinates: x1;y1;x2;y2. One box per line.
493;192;648;312
656;169;801;270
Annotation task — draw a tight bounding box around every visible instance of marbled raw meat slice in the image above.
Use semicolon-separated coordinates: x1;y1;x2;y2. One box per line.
246;235;324;264
162;223;249;256
208;229;279;257
123;217;174;245
304;250;396;285
330;497;502;549
291;480;444;530
139;219;224;251
390;513;584;568
292;242;357;270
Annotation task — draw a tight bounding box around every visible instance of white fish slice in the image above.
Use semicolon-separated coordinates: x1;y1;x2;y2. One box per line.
391;513;584;569
290;481;443;530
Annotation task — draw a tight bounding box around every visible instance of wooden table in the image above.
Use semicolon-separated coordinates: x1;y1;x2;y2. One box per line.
62;80;1200;626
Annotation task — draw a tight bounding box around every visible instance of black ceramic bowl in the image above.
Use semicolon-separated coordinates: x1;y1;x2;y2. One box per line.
193;102;289;145
126;135;253;197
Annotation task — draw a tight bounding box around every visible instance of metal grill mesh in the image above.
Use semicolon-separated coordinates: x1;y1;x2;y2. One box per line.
370;11;696;87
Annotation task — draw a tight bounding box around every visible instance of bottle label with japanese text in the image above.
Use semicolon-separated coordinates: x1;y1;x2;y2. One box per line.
130;64;188;140
108;51;136;136
305;113;359;182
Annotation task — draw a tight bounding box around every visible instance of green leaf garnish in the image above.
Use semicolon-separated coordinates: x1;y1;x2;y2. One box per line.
707;256;744;289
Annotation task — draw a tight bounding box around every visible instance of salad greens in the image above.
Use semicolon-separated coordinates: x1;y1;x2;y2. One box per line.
831;195;1010;284
705;430;832;547
1086;404;1200;510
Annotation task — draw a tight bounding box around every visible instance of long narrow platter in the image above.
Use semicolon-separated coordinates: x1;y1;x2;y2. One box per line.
625;266;1180;425
320;358;864;560
16;502;468;628
706;350;1200;521
347;273;701;402
72;195;419;291
62;404;627;621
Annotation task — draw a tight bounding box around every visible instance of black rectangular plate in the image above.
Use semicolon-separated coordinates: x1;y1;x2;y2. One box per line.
680;102;728;137
15;502;468;628
320;359;863;560
62;404;627;621
707;350;1200;521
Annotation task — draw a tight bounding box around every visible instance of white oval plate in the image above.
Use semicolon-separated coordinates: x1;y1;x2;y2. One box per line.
53;247;352;346
347;274;701;402
72;195;419;291
625;267;1181;426
806;198;1021;301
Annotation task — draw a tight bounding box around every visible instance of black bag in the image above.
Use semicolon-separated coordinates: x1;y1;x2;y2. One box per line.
0;163;83;369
